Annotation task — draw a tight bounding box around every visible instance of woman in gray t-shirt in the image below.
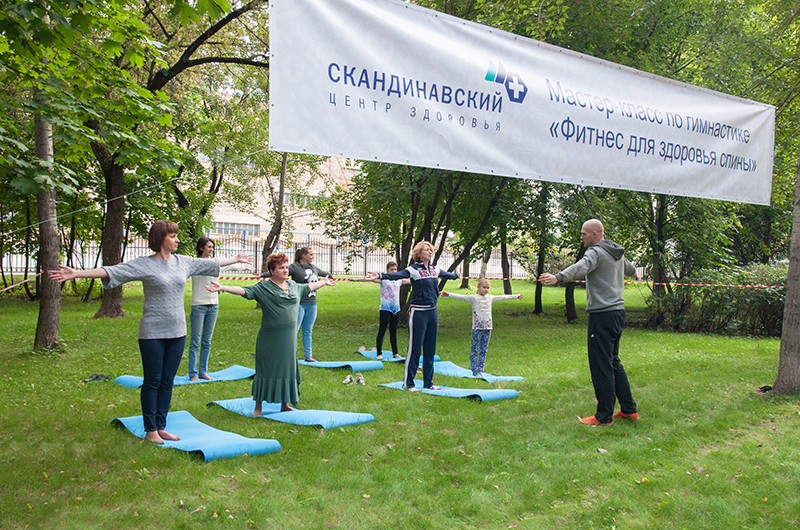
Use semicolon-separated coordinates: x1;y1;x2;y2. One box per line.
49;220;252;444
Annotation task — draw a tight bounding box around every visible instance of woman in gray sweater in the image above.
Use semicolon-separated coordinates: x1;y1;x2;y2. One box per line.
49;221;252;444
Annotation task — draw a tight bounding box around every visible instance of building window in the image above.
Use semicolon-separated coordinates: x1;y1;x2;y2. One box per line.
211;222;260;235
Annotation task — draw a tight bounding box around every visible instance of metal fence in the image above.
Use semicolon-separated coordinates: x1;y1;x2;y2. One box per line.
1;233;530;279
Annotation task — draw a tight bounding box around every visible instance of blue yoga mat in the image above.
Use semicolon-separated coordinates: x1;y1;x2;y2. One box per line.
355;350;405;362
433;360;525;382
208;397;375;430
297;359;384;372
113;364;256;389
110;410;281;461
356;350;441;363
378;380;519;402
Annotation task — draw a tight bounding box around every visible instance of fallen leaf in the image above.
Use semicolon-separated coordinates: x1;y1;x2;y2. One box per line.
363;494;370;499
192;508;201;514
213;510;218;518
597;448;609;454
240;469;247;474
494;485;500;490
365;452;372;457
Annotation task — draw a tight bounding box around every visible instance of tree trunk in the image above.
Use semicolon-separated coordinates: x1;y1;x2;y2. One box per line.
480;248;491;278
89;132;127;318
262;152;288;273
773;145;800;394
33;94;61;350
501;232;512;295
534;243;546;314
565;245;587;322
460;256;470;288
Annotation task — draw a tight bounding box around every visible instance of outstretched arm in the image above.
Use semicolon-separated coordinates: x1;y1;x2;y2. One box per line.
207;280;246;296
309;277;336;292
219;252;253;268
48;265;108;283
537;273;558;286
351;276;381;284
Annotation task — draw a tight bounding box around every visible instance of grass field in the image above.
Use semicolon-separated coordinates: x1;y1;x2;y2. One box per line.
1;279;798;529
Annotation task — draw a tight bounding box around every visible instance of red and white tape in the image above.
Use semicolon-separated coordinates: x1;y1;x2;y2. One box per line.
216;275;785;290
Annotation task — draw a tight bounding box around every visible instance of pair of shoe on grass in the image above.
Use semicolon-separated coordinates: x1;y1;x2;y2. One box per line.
342;373;366;385
578;411;640;426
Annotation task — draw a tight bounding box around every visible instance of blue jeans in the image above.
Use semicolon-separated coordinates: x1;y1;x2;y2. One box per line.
296;303;318;359
188;304;219;378
469;329;492;375
138;336;186;433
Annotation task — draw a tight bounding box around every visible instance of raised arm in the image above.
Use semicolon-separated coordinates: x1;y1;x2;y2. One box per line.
309;277;335;292
351;276;381;284
207;280;246;296
219;252;253;268
48;265;108;283
441;291;471;301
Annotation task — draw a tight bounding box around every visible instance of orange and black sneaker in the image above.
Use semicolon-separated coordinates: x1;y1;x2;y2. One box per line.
613;411;640;421
578;415;612;426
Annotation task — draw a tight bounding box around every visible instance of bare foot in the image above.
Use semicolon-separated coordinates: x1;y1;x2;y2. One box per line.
190;376;200;381
252;403;262;417
376;355;383;360
280;403;296;412
199;374;213;380
145;431;165;444
158;430;180;441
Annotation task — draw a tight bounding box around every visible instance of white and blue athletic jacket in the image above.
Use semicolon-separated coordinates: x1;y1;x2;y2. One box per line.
380;262;459;309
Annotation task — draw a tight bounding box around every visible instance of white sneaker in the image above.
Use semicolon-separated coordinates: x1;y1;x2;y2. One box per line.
342;374;354;385
355;373;366;385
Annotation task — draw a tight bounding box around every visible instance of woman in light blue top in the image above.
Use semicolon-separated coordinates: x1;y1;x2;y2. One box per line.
49;221;252;444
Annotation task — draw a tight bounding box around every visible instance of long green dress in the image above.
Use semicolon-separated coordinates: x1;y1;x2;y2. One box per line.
243;279;311;406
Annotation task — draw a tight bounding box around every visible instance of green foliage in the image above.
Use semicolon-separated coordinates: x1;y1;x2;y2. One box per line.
647;263;788;336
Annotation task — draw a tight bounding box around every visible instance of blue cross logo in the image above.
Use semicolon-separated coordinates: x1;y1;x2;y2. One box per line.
485;61;528;104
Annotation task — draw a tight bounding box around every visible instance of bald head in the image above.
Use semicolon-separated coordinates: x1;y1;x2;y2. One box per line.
580;219;604;247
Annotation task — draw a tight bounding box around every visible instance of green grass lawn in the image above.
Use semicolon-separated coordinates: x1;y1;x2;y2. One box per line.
1;279;798;529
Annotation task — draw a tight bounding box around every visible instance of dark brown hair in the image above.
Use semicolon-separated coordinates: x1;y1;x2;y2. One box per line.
148;220;179;252
195;237;215;258
267;253;289;273
386;261;397;271
295;246;312;263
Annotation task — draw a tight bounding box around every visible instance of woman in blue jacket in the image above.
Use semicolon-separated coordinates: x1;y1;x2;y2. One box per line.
364;241;458;391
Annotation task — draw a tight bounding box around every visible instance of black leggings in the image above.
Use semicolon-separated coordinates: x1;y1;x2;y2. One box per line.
376;310;399;355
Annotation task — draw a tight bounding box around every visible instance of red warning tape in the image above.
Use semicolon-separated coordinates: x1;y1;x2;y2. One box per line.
0;273;41;293
217;275;786;289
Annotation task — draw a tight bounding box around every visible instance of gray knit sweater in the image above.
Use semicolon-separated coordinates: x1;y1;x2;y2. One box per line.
102;255;220;339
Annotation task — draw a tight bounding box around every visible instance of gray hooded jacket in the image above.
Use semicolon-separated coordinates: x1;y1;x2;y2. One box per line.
555;239;636;312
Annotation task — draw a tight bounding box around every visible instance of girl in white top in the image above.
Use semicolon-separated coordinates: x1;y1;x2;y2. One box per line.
441;278;523;376
353;262;410;360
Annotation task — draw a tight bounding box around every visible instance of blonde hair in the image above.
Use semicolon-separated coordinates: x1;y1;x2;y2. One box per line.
411;241;434;262
476;278;491;289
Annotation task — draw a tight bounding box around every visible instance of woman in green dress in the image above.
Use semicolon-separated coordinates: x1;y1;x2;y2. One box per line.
208;253;335;414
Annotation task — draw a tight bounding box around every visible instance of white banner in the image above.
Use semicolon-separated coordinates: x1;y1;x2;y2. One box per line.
269;0;775;205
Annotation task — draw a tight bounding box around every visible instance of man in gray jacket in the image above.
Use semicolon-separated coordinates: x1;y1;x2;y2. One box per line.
538;219;639;426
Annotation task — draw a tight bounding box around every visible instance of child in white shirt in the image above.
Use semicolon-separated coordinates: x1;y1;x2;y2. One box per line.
354;262;410;360
441;278;523;376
